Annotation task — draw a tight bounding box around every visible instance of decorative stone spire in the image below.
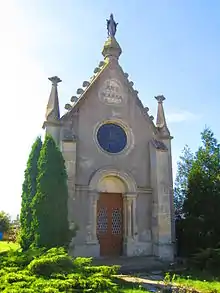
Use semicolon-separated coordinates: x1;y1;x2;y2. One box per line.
43;76;62;145
102;14;122;60
45;76;61;122
155;95;170;138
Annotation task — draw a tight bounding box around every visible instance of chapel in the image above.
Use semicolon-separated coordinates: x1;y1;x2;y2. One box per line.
43;15;175;260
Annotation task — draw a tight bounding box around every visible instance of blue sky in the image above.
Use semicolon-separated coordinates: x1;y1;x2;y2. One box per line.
1;0;220;217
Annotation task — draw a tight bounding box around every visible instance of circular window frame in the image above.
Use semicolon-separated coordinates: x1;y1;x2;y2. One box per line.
94;119;133;156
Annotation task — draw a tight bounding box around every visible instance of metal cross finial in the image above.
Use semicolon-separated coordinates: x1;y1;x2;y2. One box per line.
48;76;62;86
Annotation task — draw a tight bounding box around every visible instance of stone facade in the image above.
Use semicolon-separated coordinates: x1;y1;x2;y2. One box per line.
43;22;175;261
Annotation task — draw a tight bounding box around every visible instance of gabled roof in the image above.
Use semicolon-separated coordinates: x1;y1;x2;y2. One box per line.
60;37;159;136
60;60;109;121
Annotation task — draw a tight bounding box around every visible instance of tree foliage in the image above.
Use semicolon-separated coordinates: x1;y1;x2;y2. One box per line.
0;211;11;233
174;145;194;217
32;135;71;249
20;137;42;250
179;128;220;255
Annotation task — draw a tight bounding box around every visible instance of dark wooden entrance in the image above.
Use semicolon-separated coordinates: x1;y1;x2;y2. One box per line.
97;193;123;256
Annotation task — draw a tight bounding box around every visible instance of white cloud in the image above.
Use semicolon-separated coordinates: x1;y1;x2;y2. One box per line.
167;110;200;123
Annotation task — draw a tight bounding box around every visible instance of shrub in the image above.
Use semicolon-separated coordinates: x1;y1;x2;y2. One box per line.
2;289;36;293
86;273;118;292
43;247;67;257
0;247;120;292
190;247;220;270
3;272;35;284
82;265;119;276
28;254;73;277
72;257;119;276
0;248;44;269
72;256;92;268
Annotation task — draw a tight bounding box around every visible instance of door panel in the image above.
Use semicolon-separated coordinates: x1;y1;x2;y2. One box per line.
97;193;123;256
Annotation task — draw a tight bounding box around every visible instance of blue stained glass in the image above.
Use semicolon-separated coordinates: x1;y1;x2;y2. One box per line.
97;123;127;154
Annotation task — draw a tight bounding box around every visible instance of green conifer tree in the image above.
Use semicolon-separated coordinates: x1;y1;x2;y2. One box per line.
174;145;194;216
182;127;220;255
32;135;71;248
20;137;42;250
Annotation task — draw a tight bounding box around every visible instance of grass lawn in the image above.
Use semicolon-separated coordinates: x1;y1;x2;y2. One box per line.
0;240;20;252
165;270;220;293
173;277;220;292
118;270;220;292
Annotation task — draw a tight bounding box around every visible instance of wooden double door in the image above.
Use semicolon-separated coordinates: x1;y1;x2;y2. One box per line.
97;193;123;256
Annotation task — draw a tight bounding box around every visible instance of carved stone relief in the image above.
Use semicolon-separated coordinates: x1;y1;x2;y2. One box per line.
99;79;125;105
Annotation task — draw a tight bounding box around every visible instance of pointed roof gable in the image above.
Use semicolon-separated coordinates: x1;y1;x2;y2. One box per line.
60;15;173;138
61;37;158;135
60;57;159;135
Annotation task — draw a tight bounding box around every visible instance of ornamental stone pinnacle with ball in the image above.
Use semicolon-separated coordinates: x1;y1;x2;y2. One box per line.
99;61;105;67
82;81;90;87
94;67;101;74
71;96;78;103
65;103;72;110
144;107;149;112
77;88;84;95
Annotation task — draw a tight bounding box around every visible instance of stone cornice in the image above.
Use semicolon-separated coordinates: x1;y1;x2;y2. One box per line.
42;120;61;129
75;184;153;195
75;185;89;191
137;187;153;194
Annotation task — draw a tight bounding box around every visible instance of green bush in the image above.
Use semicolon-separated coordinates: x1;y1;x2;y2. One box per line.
72;257;119;276
191;247;220;270
28;254;73;276
3;271;36;285
72;256;92;268
0;247;120;292
82;265;119;276
0;248;44;269
2;289;36;293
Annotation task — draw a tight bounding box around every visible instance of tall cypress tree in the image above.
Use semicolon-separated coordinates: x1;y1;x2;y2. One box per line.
20;137;42;250
32;135;71;248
